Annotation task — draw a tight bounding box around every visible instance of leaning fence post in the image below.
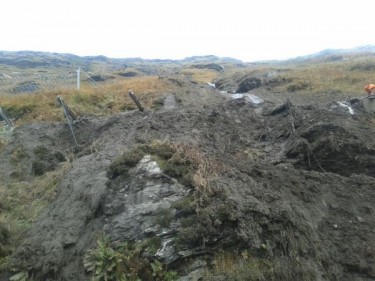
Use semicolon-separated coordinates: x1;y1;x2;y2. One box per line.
128;90;144;112
0;107;14;128
56;95;78;146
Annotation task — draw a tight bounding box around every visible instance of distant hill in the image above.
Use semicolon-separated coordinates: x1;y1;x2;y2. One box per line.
288;45;375;63
0;51;243;70
2;46;375;70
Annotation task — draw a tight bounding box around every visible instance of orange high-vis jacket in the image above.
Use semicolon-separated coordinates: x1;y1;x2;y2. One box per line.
365;84;375;95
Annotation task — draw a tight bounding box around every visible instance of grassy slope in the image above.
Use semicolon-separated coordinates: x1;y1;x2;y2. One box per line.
0;76;175;125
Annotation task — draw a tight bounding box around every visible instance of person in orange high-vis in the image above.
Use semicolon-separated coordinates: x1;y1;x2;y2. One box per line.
364;84;375;95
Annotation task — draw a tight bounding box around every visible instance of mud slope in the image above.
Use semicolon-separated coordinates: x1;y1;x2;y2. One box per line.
1;92;375;281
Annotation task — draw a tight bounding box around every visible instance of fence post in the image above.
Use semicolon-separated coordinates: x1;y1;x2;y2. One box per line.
76;68;81;92
56;95;78;146
0;107;14;128
128;90;144;112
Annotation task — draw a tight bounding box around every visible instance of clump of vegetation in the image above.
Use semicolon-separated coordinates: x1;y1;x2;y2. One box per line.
174;192;239;248
204;250;274;281
108;140;181;177
0;161;72;270
204;250;317;281
0;139;7;153
264;76;293;88
84;236;177;281
107;140;194;186
155;208;173;228
107;140;222;192
287;81;310;92
31;146;66;176
135;236;162;257
2;103;37;121
0;219;11;263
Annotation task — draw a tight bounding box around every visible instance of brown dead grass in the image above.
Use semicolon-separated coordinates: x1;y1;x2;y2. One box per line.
0;76;174;125
168;141;225;194
257;58;375;97
180;68;219;83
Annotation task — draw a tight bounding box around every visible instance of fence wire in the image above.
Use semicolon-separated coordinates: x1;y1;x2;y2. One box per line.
0;69;103;95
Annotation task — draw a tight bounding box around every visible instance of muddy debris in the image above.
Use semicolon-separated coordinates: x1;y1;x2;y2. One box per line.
0;93;374;281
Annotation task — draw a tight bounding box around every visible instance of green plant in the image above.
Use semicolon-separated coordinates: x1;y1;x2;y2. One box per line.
155;209;173;228
84;238;142;281
0;219;11;262
171;197;195;216
2;104;37;120
134;236;162;256
107;147;146;179
84;237;177;281
151;260;178;281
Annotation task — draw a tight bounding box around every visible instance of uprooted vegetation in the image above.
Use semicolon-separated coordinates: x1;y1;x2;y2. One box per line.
108;140;224;191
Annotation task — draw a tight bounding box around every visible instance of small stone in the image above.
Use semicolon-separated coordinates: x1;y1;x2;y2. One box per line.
357;216;365;223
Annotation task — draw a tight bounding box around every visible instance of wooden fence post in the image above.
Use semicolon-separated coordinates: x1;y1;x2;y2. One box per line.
128;90;144;112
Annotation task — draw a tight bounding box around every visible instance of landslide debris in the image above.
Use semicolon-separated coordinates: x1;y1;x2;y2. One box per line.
0;89;374;281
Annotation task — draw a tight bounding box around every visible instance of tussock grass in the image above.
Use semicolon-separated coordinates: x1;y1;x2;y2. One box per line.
168;141;224;193
0;76;174;125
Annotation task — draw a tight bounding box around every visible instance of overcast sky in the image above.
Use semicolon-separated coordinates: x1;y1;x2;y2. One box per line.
1;0;374;62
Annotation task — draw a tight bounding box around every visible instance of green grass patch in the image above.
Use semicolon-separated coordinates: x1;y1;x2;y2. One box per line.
2;103;37;120
84;236;177;281
155;208;173;228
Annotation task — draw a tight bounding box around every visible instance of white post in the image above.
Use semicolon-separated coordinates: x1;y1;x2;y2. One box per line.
76;67;81;92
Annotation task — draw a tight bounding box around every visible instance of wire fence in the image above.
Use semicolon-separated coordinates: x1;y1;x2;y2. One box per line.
0;69;103;95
